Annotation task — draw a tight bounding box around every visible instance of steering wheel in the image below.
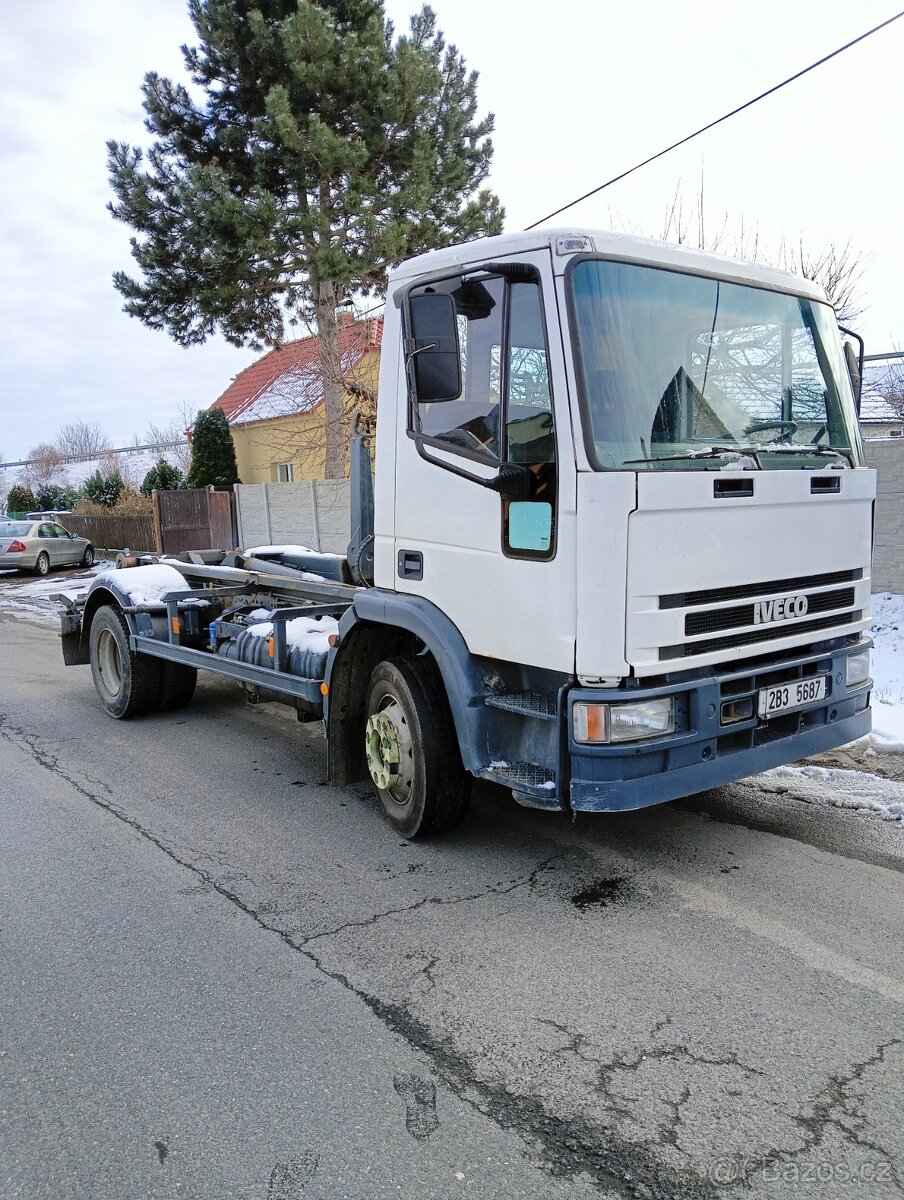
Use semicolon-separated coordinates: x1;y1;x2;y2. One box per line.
810;423;828;445
441;426;493;453
744;419;799;444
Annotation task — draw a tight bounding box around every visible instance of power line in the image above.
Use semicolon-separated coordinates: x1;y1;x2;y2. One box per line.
526;9;904;230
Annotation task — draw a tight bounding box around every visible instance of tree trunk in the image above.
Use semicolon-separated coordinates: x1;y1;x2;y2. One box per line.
316;279;346;479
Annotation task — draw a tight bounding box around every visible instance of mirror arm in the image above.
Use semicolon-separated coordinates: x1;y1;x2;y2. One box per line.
413;438;531;499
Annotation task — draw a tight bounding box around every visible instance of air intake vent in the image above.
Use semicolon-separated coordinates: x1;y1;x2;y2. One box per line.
660;611;862;660
685;587;856;636
660;568;862;610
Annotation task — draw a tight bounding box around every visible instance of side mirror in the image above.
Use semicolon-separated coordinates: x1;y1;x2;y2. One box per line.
408;293;462;402
840;327;864;416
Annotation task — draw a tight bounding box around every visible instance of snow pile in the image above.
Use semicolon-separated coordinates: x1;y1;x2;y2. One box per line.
866;593;904;750
760;764;904;825
94;564;201;607
245;544;318;556
247;614;338;654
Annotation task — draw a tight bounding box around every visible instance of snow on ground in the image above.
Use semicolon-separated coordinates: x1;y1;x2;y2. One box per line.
759;764;904;825
866;593;904;750
245;544;318;556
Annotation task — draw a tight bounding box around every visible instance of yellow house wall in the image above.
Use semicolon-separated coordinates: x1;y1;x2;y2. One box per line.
228;349;380;483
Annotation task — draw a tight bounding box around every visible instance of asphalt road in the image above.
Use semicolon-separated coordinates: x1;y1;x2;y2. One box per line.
1;611;902;1200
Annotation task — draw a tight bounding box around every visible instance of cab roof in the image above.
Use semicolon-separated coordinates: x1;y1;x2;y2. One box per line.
390;228;829;306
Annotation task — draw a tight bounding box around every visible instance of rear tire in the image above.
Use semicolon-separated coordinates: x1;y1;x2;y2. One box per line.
81;545;95;568
364;657;469;838
34;551;49;577
89;605;162;718
155;661;197;711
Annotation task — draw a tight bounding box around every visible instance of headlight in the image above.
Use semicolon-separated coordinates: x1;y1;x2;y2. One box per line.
573;697;675;744
845;651;871;689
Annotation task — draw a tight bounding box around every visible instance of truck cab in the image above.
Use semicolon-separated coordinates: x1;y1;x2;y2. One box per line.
364;228;872;816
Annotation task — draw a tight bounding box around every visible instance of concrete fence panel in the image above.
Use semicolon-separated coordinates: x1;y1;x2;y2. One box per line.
864;440;904;593
235;481;351;554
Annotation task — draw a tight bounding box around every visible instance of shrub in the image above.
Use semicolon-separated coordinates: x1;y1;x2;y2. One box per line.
82;470;126;508
35;483;79;512
6;484;37;514
141;458;185;494
186;409;239;488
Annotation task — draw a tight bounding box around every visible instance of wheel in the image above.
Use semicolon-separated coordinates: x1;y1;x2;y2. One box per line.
364;657;469;838
81;545;95;568
34;551;50;577
155;661;197;711
89;605;162;718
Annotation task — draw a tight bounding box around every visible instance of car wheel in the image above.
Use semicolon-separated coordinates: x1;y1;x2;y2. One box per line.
34;551;50;577
364;656;469;838
81;545;95;568
89;605;162;718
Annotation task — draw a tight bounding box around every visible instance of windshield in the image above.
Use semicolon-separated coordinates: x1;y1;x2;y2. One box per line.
569;259;863;470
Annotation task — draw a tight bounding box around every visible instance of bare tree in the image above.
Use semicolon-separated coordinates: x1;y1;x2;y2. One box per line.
25;442;65;487
132;400;195;473
872;356;904;420
56;420;112;459
657;175;866;325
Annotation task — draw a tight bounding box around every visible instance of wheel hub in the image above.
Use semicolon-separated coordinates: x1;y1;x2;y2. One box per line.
365;710;401;790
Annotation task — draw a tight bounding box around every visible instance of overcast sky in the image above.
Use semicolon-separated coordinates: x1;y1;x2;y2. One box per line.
2;0;902;461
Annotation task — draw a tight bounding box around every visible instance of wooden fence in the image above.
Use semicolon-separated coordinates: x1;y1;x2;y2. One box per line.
58;511;158;555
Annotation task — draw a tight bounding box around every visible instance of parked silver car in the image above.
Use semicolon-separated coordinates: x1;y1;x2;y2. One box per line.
0;520;94;576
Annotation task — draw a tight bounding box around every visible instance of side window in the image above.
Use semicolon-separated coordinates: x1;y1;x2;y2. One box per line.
411;276;505;462
504;282;556;558
51;524;69;538
38;524;54;539
408;270;557;558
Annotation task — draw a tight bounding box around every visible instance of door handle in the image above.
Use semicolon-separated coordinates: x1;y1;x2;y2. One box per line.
398;550;424;580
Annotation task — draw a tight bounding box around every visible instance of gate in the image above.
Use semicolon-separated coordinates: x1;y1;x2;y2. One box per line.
153;488;236;555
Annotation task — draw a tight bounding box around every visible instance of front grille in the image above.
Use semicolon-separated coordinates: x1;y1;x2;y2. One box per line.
660;610;862;660
685;587;856;636
660;568;862;610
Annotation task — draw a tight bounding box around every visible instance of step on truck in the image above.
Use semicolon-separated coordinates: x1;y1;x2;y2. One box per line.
59;229;875;837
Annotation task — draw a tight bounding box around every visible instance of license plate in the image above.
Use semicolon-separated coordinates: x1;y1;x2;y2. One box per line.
758;675;829;719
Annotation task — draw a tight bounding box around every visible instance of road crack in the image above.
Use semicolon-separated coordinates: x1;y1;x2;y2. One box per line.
0;709;719;1199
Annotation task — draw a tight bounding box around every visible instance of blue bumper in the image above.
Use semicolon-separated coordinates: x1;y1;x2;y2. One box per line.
568;642;871;813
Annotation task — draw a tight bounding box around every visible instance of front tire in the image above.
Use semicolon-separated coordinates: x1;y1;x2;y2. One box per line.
89;605;162;718
34;551;49;577
364;657;469;838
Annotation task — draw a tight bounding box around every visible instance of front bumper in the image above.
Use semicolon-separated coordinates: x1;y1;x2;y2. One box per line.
569;640;871;812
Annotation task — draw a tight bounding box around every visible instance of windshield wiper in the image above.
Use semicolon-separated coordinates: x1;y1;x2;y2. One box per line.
753;444;854;466
623;446;763;468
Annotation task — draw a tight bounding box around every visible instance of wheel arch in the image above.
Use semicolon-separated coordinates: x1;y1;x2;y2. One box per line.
324;591;487;785
78;582;139;661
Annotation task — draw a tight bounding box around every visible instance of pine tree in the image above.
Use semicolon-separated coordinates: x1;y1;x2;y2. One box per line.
83;471;127;508
141;459;186;494
187;409;240;488
107;0;503;477
6;484;37;515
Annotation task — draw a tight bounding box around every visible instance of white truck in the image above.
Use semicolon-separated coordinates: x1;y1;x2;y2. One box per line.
59;228;874;837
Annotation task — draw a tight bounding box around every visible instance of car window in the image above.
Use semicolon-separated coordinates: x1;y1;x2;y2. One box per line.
0;521;32;537
51;524;70;538
38;523;55;538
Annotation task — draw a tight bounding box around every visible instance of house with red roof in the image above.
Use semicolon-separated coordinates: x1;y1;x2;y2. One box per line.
209;316;382;483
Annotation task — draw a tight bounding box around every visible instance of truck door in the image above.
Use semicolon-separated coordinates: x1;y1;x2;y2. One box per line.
393;251;576;674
